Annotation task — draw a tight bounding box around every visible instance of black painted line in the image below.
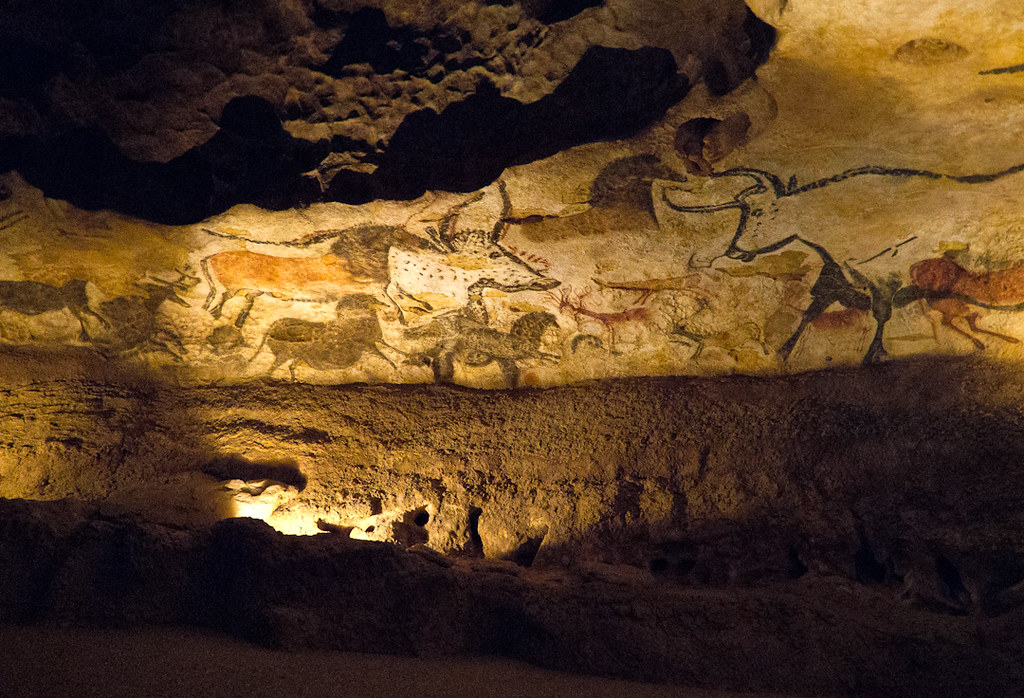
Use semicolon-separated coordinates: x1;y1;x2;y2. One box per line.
979;63;1024;75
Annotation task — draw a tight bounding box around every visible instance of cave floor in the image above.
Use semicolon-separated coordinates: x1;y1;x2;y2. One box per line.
0;624;792;698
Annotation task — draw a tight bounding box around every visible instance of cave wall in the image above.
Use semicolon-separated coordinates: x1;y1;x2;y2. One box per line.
4;2;1024;693
0;0;1020;390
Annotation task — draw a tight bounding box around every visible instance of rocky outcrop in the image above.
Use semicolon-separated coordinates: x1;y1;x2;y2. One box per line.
4;355;1024;610
2;497;1024;696
0;0;773;222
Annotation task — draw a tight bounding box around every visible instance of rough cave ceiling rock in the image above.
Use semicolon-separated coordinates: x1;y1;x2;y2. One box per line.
0;0;768;218
0;0;1023;387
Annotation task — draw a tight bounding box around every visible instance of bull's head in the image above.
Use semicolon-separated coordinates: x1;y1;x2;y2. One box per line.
659;168;785;265
660;168;780;214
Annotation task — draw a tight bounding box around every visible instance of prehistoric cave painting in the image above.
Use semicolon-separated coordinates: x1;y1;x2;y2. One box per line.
92;269;200;360
200;223;422;326
385;181;559;320
671;315;770;363
0;279;108;343
549;285;649;352
659;161;1024;363
6;143;1024;385
591;273;707;306
512;154;684;242
200;181;559;328
909;254;1024;350
251;294;397;382
400;294;560;388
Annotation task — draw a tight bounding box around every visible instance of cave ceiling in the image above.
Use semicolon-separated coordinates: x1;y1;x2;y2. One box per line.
1;0;1023;387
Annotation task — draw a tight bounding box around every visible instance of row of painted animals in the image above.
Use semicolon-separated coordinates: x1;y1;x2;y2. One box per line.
659;158;1024;362
200;180;558;327
549;283;769;361
247;290;559;387
0;268;200;360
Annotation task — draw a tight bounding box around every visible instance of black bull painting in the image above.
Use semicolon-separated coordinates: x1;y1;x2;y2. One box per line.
656;162;1024;363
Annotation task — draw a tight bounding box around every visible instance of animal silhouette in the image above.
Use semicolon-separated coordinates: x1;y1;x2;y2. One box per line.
659;160;1024;362
0;279;108;342
386;181;559;321
550;286;648;351
200;182;558;326
909;255;1022;349
253;294;396;381
95;269;200;359
402;306;559;388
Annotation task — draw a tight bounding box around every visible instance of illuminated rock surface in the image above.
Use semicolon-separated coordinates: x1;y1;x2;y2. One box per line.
2;0;1024;694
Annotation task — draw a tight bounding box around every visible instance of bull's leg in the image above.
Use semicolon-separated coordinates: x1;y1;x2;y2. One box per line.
432;350;455;383
497;359;521;388
965;313;1019;344
778;295;834;360
862;318;891;364
67;306;98;342
265;354;288;379
155;330;187;360
79;304;110;329
369;343;397;368
207;290;231;320
920;300;941;343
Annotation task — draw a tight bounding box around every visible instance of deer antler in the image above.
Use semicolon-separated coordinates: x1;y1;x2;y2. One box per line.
575;286;595;307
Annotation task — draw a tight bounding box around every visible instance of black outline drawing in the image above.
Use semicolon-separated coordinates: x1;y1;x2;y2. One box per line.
661;162;1024;363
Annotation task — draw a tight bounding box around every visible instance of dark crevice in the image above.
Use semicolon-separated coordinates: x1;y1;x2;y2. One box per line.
650;540;697;580
854;536;889;585
322;8;436;77
702;59;731;97
467;507;484;556
319;8;483;80
742;6;777;66
787;547;808;579
935;554;970;607
339;45;690;202
512;525;547;567
536;0;605;23
201;454;307;490
393;507;430;547
0;96;327;225
0;12;779;222
484;0;605;24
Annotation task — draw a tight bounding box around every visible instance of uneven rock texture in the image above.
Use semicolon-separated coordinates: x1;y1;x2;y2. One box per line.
2;2;1024;693
3;355;1024;610
2;498;1024;696
0;626;770;698
0;0;771;220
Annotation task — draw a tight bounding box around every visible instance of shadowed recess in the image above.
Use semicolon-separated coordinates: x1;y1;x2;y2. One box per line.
201;454;308;491
0;96;327;225
334;45;690;201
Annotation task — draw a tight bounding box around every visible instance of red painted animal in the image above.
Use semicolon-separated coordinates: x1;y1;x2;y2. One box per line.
909;256;1021;349
201;251;373;319
550;286;649;349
